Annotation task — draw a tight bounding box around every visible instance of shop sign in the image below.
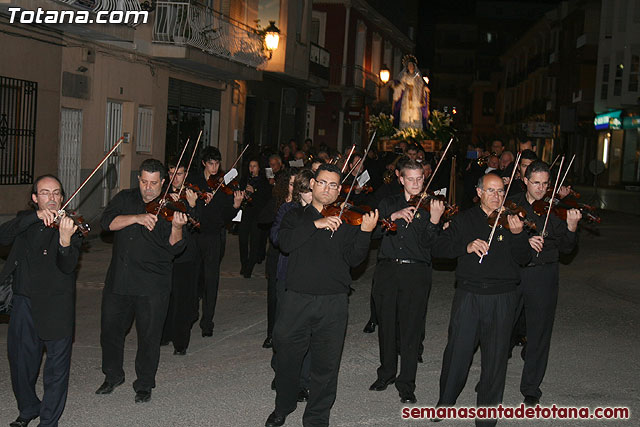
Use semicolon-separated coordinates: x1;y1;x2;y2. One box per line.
594;110;622;130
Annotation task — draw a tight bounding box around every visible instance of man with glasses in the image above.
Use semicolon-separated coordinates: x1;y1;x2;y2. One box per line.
432;173;531;426
96;159;188;403
265;164;378;427
508;160;580;406
368;160;444;404
1;175;82;427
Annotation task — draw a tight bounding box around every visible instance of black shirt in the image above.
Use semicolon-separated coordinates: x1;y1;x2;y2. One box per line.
509;192;578;264
188;171;239;234
167;186;200;264
373;193;440;263
278;204;372;295
433;205;531;292
101;189;186;296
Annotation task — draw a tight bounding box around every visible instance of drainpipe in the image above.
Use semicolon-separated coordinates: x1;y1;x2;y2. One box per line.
337;3;351;152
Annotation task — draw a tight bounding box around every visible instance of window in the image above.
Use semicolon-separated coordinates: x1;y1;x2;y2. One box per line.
0;76;37;185
629;55;639;92
136;107;153;153
601;63;610;100
614;63;623;96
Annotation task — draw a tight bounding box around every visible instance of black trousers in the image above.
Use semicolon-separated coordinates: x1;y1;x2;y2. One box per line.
238;216;261;276
8;296;72;427
265;242;279;337
100;288;170;392
162;260;199;351
373;262;431;394
271;279;311;390
197;231;223;333
518;263;559;399
366;287;378;325
438;288;518;427
273;290;348;427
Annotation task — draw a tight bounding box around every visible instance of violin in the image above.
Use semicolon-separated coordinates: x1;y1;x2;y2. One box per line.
206;172;240;196
486;201;538;231
321;203;396;231
545;187;581;199
145;197;200;227
341;183;374;195
531;196;600;223
49;211;91;237
407;193;459;221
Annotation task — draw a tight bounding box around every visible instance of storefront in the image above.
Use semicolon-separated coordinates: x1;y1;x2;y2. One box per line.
594;110;640;186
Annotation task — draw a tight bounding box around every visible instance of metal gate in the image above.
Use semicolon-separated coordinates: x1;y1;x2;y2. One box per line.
0;76;37;185
103;101;122;207
59;108;82;209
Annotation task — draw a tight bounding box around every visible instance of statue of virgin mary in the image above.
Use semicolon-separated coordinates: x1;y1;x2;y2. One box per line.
391;55;430;130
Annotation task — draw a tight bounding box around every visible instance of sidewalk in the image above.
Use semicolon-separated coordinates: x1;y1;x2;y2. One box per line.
0;214;638;426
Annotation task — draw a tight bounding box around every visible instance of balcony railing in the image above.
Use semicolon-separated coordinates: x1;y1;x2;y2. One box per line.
309;42;330;82
55;0;144;25
153;1;267;69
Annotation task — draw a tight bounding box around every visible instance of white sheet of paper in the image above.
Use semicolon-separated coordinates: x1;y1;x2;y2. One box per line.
357;170;370;187
289;159;304;168
232;210;242;222
265;167;275;179
224;168;238;185
434;188;447;197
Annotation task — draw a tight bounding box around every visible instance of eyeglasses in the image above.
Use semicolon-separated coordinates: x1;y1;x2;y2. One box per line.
37;190;62;197
482;188;505;195
315;180;339;190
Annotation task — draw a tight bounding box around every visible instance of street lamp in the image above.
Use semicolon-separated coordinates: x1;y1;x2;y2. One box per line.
379;64;390;84
264;21;280;59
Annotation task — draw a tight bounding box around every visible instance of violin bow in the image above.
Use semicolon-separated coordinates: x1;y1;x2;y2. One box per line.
178;130;203;195
539;155;565;255
341;144;356;174
557;154;575;190
56;136;125;220
155;137;191;218
332;131;376;237
479;150;522;264
549;154;561;170
404;137;455;229
210;143;250;197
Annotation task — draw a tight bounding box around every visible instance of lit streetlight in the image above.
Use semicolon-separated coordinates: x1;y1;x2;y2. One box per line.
264;20;280;59
379;64;390;84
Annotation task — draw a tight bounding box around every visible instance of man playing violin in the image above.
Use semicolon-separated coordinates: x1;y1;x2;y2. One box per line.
96;159;187;403
432;173;531;426
161;160;201;355
265;164;378;427
1;175;82;427
508;160;581;406
369;160;445;404
188;146;244;337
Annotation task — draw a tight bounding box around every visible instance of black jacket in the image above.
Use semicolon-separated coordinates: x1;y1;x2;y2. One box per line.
0;210;82;339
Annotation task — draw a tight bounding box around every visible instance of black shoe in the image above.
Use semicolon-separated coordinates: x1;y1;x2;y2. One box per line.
523;396;539;407
202;330;213;337
9;416;37;427
95;378;125;395
135;390;152;403
265;411;286;427
262;336;273;348
418;355;424;363
399;391;417;404
369;377;395;391
363;321;376;334
297;388;309;402
174;348;187;355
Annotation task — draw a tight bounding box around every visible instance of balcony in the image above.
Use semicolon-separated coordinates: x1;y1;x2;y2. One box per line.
309;42;330;85
152;1;267;71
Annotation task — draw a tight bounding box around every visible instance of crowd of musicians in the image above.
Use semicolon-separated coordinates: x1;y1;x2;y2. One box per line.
0;136;586;427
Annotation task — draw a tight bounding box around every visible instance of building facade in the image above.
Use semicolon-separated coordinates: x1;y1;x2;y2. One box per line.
0;0;280;218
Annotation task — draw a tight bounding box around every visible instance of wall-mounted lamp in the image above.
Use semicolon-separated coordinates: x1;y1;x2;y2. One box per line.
379;64;390;84
264;21;280;60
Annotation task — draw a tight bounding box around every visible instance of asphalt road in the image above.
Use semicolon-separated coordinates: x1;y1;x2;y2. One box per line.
0;210;638;426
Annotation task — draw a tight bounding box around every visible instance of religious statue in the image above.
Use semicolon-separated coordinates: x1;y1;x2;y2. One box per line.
391;55;430;130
